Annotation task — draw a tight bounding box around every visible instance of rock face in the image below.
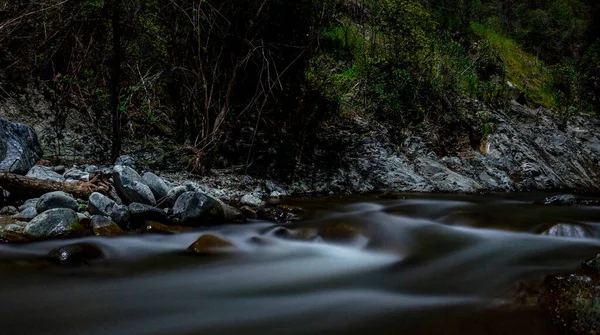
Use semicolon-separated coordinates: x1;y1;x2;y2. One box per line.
0;117;43;174
26;165;65;182
88;192;129;227
171;191;223;226
113;165;156;205
290;102;600;194
36;191;78;213
142;172;170;202
23;208;87;240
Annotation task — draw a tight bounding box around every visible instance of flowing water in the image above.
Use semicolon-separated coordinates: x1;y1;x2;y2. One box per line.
1;193;600;334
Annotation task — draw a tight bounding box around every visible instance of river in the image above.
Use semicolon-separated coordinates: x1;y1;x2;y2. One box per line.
0;193;599;334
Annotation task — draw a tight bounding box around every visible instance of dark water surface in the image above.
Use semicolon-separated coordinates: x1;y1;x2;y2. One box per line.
1;193;600;334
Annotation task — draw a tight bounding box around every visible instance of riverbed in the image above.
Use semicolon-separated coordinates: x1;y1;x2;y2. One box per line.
0;193;599;334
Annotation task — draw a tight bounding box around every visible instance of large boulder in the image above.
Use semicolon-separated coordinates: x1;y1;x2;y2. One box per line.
36;191;78;213
0;117;43;174
112;165;156;205
142;172;170;202
88;192;129;227
26;165;65;182
23;208;87;240
171;191;224;226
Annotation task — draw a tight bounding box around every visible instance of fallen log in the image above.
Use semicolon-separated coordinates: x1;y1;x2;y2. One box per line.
0;172;109;199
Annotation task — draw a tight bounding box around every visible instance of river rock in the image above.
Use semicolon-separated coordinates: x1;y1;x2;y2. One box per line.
0;225;29;243
0;117;43;174
171;191;223;226
18;198;39;212
319;222;361;242
88;192;130;226
257;207;297;224
47;242;104;266
240;194;264;207
113;165;156;205
142;172;170;202
26;165;65;182
63;168;90;181
187;234;234;255
23;208;87;240
542;223;593;238
12;207;38;221
114;155;136;169
91;215;123;236
0;206;17;215
535;194;580;206
36;191;78;213
142;221;175;234
53;165;66;174
128;202;168;229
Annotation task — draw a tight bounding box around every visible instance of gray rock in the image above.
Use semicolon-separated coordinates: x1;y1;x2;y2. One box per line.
18;198;39;212
53;165;66;174
265;180;286;195
76;212;90;221
171;191;224;226
114;155;136;169
4;224;24;233
240;194;264;207
0;117;43;174
88;192;129;227
165;185;188;207
23;208;87;240
63;168;90;181
36;191;78;213
112;165;156;205
12;207;37;221
26;165;65;182
128;202;169;228
142;172;170;203
85;165;99;173
0;206;18;215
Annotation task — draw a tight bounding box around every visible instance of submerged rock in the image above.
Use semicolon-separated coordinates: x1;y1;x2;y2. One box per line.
0;117;43;174
47;242;104;266
113;165;156;205
23;208;87;240
171;191;223;226
257;207;297;224
36;191;78;213
318;222;362;242
142;172;170;202
541;223;594;238
187;234;234;255
91;215;123;236
535;194;580;206
26;165;65;182
142;221;174;235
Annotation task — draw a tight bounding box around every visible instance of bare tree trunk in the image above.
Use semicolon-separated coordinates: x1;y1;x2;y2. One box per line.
110;0;122;162
0;172;107;199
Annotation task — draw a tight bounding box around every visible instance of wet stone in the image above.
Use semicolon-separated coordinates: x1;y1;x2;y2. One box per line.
23;208;87;240
47;242;104;266
128;202;168;229
541;223;594;239
113;165;156;206
91;215;123;237
171;191;224;226
142;221;174;235
257;207;297;224
187;234;234;255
